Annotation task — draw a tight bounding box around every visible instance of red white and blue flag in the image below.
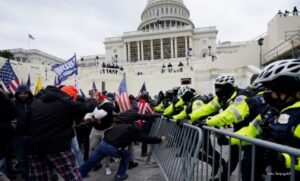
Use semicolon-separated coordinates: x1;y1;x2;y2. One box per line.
116;76;132;112
137;99;156;115
0;60;20;94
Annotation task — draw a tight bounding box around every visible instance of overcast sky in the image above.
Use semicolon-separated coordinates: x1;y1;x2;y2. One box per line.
0;0;299;59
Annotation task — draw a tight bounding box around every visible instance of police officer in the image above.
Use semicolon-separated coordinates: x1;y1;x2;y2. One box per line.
233;59;300;180
188;74;246;176
202;82;269;181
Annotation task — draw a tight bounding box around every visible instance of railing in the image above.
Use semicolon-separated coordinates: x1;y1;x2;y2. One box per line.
149;117;300;181
99;68;124;76
263;33;300;64
148;117;203;181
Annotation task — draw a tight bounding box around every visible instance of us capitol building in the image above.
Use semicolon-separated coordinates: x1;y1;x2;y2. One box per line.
1;0;300;95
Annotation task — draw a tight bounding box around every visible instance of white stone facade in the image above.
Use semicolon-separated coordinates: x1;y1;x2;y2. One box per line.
5;48;64;65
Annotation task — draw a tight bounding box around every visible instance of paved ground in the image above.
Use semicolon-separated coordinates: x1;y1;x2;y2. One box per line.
82;150;165;181
11;145;165;181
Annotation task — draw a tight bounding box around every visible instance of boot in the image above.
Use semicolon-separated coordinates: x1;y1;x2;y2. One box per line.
128;160;138;169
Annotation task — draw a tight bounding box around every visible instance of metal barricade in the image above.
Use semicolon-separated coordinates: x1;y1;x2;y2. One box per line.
198;126;300;181
148;117;203;181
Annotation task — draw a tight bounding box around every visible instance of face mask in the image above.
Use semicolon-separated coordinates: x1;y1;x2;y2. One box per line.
263;91;288;111
215;85;234;100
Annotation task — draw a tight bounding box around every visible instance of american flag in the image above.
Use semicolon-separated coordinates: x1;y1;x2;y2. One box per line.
137;99;156;115
0;60;19;94
116;76;132;112
28;34;35;40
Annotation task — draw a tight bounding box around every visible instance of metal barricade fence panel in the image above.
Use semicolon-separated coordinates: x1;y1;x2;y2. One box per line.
149;117;203;181
149;118;300;181
200;126;300;181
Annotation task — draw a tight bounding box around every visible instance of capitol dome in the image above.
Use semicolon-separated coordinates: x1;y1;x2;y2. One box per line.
138;0;194;31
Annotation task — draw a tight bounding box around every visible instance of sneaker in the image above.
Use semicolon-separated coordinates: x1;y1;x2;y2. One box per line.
115;174;128;181
128;161;138;169
105;167;112;175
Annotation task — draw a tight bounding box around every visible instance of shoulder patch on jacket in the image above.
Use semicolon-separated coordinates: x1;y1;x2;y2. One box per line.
234;96;245;105
277;114;290;124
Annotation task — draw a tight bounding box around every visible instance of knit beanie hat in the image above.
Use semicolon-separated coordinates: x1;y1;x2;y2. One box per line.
61;85;78;101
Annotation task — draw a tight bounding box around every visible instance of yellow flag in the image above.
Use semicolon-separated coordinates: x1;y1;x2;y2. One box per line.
34;76;43;95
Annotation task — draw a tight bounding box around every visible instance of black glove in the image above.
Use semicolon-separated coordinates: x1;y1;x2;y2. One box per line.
176;119;188;127
216;134;229;145
265;149;285;167
193;119;207;128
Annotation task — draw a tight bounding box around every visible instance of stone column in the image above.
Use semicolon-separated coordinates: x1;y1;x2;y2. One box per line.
124;43;127;62
150;39;154;60
185;36;188;57
170;37;174;58
160;39;164;60
189;36;193;55
137;41;140;61
174;37;178;58
128;42;131;62
141;40;144;61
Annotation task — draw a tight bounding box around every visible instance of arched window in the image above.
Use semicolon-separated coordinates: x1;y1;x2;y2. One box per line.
170;8;173;14
175;8;177;14
161;8;164;14
166;8;168;14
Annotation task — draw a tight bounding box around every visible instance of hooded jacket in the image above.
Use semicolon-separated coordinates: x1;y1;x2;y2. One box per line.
19;86;97;154
14;85;33;134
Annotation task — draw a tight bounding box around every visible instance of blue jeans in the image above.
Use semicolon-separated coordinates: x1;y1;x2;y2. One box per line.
71;136;84;167
79;141;130;178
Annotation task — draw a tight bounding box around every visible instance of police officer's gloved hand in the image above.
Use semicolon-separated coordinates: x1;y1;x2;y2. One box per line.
265;149;285;168
195;120;207;128
216;134;229;145
176;119;188;127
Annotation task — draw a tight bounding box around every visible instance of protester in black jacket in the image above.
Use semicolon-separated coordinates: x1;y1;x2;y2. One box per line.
19;85;96;181
85;92;115;175
13;85;33;180
79;109;164;181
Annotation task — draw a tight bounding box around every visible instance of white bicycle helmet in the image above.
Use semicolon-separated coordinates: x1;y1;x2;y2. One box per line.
177;86;192;97
214;74;235;86
255;59;300;84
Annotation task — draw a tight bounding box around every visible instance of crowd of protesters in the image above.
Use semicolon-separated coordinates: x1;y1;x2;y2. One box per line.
0;85;164;181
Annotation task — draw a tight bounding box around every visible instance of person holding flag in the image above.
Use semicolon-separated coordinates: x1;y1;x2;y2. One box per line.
136;88;157;158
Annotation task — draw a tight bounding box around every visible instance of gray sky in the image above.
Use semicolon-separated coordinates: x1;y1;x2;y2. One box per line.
0;0;299;59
